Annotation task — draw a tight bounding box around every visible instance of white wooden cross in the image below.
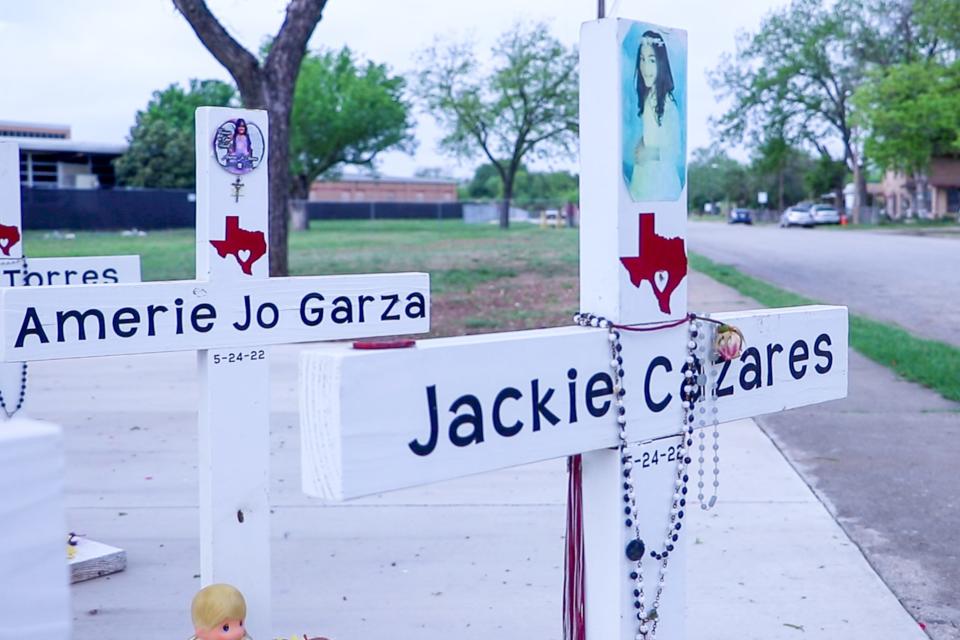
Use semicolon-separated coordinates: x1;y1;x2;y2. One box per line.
0;108;430;640
297;18;848;640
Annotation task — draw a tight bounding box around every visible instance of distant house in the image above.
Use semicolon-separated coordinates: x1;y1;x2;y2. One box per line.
0;120;126;189
875;157;960;218
309;174;459;203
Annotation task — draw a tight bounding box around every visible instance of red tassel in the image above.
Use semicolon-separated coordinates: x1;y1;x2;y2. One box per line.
563;455;586;640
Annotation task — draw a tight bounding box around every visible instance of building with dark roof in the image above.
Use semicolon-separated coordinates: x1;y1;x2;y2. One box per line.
0;121;126;189
0;120;70;140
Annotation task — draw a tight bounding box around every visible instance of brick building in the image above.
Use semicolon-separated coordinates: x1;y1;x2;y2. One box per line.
310;174;459;203
877;157;960;218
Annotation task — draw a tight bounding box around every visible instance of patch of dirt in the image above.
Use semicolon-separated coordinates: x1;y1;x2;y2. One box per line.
430;272;580;337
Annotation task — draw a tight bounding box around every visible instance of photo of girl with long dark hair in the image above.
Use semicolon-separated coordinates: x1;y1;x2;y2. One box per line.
623;26;685;201
229;118;253;161
213;117;265;175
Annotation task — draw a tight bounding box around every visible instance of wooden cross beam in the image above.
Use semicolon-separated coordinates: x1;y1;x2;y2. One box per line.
301;307;846;500
0;108;429;639
297;18;848;640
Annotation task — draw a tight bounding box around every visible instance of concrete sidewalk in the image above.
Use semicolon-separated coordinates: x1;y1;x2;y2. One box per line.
28;272;925;639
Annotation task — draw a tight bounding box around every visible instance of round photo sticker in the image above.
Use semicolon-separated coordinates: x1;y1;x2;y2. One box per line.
213;118;266;175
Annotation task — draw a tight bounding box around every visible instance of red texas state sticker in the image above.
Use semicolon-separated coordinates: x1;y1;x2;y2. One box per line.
619;212;687;314
209;216;266;275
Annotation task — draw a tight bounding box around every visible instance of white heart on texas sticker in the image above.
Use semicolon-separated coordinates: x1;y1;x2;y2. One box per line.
238;249;251;262
653;270;669;292
0;239;9;249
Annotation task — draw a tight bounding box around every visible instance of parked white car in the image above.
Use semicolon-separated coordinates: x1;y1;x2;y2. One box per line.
779;204;815;228
811;204;840;225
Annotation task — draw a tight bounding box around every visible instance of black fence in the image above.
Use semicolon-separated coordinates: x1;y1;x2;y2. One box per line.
19;187;464;230
305;201;462;221
21;187;195;230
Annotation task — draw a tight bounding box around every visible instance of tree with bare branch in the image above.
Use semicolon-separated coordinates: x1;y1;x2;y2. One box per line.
173;0;327;275
416;23;579;229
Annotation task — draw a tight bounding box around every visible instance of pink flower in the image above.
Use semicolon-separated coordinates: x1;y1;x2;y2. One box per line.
715;324;744;361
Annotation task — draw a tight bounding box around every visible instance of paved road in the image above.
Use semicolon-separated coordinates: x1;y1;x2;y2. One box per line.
688;222;960;347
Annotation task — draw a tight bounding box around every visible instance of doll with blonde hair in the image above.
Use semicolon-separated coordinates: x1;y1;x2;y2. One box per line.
190;584;252;640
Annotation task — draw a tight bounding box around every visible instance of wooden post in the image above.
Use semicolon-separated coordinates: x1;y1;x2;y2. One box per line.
195;107;272;640
578;18;688;638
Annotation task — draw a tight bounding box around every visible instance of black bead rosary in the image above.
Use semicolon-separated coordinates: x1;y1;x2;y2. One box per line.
0;256;29;418
574;312;711;639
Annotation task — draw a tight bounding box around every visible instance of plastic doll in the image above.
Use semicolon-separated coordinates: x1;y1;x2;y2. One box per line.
190;584;252;640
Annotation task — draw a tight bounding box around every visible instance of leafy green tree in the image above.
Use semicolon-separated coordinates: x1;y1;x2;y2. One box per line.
514;169;578;209
915;0;960;56
711;0;866;212
416;22;579;228
748;144;816;210
687;148;750;212
115;80;236;189
804;154;849;203
712;0;960;221
464;162;579;208
290;47;415;198
853;61;960;213
749;133;792;211
464;163;503;200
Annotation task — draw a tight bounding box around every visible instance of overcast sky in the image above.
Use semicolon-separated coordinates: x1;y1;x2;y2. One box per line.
0;0;788;178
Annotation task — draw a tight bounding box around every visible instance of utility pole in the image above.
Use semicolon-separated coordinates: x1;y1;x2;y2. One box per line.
597;0;605;18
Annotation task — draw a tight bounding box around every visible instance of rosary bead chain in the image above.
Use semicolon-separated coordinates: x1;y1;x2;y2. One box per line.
574;311;711;639
0;257;29;419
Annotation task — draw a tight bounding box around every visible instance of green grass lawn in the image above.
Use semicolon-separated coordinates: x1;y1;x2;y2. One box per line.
24;220;958;402
26;220;579;291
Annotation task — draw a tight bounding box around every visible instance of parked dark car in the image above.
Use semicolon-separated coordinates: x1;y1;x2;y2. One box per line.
729;208;753;224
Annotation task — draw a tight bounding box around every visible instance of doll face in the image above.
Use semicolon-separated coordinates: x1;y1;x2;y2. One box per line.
196;618;245;640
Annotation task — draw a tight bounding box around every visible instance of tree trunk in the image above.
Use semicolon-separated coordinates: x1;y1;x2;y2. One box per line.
915;172;930;217
266;98;292;275
289;173;311;232
834;187;845;215
909;174;920;217
289;200;308;232
853;163;865;225
777;169;785;212
500;178;513;229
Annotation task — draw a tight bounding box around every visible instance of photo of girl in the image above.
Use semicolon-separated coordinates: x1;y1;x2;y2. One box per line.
229;118;253;162
213;118;266;175
622;25;686;202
